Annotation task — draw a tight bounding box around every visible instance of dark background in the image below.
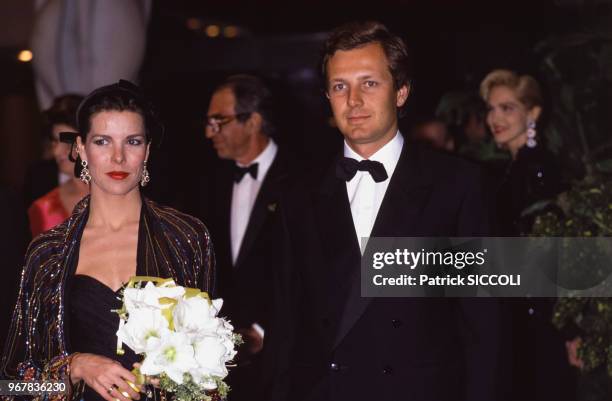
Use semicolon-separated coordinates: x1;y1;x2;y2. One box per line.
0;0;609;205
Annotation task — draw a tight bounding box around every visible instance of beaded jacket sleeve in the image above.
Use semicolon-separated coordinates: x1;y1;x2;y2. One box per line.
0;195;215;400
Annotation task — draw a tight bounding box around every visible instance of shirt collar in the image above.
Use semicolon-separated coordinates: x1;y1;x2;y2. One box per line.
236;138;278;182
343;131;404;181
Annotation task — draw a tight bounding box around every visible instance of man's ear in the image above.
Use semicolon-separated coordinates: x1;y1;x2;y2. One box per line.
76;136;87;163
247;112;263;133
396;84;410;107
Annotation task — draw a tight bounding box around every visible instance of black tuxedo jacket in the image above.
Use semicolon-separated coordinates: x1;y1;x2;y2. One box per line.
197;149;292;331
270;141;501;401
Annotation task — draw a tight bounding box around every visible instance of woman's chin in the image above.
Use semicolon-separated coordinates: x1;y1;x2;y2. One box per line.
91;181;140;197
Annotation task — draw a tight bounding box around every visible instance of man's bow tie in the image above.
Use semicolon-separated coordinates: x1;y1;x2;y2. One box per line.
336;157;388;183
234;163;259;183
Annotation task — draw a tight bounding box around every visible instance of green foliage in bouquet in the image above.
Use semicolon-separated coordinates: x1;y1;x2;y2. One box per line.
159;373;228;401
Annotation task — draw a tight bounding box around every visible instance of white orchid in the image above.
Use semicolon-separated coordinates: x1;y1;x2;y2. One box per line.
123;281;185;313
192;334;237;386
140;331;198;384
116;307;170;354
173;296;224;340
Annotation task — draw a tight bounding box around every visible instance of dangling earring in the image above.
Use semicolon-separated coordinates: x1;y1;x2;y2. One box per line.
140;161;150;187
526;120;537;148
80;160;91;184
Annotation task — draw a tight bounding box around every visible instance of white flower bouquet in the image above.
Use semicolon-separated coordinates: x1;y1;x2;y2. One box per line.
115;276;241;401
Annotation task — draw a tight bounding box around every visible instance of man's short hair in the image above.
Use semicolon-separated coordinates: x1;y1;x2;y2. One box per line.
321;21;412;92
215;74;276;137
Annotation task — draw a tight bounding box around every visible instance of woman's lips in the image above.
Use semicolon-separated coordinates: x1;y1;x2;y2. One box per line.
106;171;130;180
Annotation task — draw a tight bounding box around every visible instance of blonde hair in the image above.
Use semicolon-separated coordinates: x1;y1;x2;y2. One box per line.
480;69;542;110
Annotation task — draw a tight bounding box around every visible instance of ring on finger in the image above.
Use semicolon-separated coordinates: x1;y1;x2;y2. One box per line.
107;386;115;395
125;380;141;393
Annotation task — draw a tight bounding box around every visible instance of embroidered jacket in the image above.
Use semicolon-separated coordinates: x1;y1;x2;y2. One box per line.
1;196;215;400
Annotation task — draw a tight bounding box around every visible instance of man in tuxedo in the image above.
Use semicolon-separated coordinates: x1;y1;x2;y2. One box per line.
199;74;292;401
270;22;500;401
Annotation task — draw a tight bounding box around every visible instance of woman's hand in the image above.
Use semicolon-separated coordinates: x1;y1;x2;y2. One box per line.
70;353;141;401
565;337;584;370
132;362;160;388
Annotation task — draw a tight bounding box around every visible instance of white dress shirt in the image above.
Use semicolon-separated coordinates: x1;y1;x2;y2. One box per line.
344;132;404;251
230;139;278;264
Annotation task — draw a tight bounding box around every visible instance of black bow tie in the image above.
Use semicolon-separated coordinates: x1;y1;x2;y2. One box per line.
336;157;388;183
234;163;259;183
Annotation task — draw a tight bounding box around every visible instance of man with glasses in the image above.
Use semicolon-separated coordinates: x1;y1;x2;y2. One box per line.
199;74;291;401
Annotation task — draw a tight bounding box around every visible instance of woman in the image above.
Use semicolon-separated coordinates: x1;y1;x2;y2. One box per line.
1;81;215;401
28;95;89;236
481;70;575;401
480;69;564;235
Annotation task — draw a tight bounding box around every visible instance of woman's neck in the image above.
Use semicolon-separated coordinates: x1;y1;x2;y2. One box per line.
88;188;142;230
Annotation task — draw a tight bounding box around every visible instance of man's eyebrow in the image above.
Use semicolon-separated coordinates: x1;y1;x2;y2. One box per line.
358;74;375;80
330;73;378;81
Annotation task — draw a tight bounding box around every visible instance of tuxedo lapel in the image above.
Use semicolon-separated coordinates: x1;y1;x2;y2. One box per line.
213;164;234;272
332;142;434;350
313;157;362;288
234;151;287;269
369;143;433;238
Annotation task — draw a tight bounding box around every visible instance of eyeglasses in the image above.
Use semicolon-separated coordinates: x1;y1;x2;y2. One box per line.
205;113;251;133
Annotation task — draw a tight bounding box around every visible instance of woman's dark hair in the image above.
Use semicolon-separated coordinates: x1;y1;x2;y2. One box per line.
215;74;277;137
74;80;164;177
42;94;84;139
321;21;412;92
76;80;163;144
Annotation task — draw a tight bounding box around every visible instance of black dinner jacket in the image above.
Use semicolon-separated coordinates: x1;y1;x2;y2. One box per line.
198;148;292;331
270;140;501;401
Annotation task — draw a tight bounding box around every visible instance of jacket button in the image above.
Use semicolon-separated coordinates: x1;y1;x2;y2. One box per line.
391;319;402;328
382;365;393;375
330;362;340;371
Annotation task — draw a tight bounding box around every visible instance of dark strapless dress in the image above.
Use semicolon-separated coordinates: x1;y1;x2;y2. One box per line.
69;275;141;401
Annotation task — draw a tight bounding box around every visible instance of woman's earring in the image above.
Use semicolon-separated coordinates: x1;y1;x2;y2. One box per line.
140;161;150;187
80;160;91;184
526;120;537;148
